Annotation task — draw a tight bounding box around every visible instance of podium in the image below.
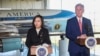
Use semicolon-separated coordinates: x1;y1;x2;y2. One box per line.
76;38;100;46
30;46;52;55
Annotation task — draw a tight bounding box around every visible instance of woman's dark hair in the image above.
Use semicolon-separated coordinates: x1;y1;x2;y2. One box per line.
32;15;44;28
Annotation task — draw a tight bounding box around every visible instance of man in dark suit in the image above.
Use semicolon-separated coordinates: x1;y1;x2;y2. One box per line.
66;3;94;56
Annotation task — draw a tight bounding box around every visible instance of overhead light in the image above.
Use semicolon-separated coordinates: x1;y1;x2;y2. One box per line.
0;8;12;10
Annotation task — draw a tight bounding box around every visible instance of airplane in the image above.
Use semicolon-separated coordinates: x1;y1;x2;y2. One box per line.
0;9;75;34
0;24;21;52
0;9;75;54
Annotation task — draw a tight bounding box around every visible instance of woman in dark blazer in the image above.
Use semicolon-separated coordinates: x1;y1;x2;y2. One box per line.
25;15;51;56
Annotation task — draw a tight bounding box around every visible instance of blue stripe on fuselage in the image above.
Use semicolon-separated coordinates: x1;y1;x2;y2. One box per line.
0;10;75;21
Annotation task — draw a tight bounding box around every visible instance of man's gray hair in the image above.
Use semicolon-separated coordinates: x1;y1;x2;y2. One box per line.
75;3;84;9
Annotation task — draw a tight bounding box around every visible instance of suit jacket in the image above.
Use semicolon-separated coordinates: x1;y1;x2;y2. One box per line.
25;27;51;56
66;16;94;53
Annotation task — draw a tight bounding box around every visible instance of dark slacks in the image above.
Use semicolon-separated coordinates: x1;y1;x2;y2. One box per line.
69;50;90;56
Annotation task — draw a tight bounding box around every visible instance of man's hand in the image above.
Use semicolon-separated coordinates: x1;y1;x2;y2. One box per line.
80;34;87;39
77;34;87;39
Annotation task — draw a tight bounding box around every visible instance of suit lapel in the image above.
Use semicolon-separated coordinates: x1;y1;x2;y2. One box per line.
74;17;81;34
34;28;42;37
82;18;84;34
82;18;86;34
34;29;38;37
38;29;41;35
38;28;43;37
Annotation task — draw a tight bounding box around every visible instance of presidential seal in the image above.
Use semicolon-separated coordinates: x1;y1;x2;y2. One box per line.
36;46;48;56
54;24;60;30
85;37;97;48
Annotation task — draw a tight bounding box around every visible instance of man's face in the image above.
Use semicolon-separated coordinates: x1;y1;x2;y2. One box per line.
75;6;84;18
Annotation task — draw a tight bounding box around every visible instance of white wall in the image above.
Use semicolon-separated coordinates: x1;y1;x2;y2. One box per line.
0;0;45;9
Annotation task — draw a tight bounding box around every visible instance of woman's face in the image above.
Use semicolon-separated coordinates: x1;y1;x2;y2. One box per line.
34;17;42;28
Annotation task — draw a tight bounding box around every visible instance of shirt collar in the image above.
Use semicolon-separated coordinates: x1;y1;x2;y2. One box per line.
77;17;83;22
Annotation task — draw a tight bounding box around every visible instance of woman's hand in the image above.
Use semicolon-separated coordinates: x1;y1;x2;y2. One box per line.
31;45;41;47
31;45;37;47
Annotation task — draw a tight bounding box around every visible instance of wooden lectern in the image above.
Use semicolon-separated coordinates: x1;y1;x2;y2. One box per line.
76;38;100;45
30;46;52;55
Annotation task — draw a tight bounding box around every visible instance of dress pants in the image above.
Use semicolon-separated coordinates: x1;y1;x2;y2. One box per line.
69;50;90;56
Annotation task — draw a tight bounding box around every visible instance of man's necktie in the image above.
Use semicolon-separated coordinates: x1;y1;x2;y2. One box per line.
78;19;82;33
